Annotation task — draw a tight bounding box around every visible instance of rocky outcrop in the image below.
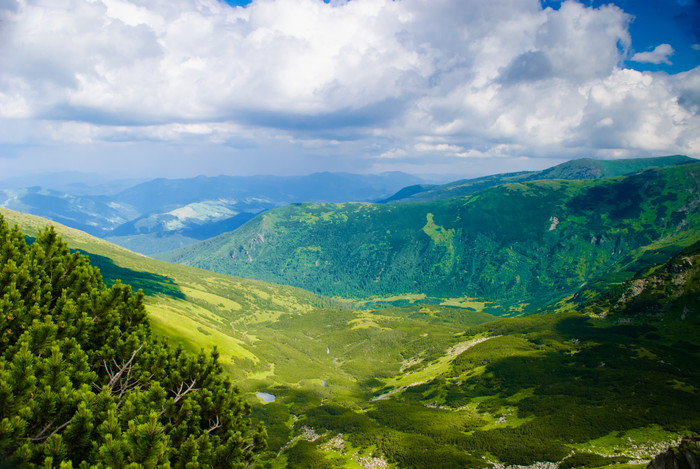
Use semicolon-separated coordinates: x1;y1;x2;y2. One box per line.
648;435;700;469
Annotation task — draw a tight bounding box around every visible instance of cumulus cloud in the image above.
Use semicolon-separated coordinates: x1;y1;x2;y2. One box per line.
0;0;698;178
631;43;675;65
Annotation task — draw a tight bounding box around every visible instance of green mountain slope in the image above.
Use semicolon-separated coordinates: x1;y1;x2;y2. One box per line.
160;162;700;314
0;207;331;366
0;208;502;466
382;155;695;203
533;154;694;180
283;241;700;468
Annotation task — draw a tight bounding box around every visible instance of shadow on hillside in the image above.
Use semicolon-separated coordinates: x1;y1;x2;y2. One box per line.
23;234;185;299
77;250;185;299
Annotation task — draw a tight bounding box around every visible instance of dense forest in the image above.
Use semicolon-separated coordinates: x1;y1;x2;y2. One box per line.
0;215;266;468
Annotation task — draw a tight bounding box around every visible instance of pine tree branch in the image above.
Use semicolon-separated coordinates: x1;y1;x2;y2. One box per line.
159;379;199;417
97;345;146;406
105;345;142;392
29;421;56;442
29;417;72;442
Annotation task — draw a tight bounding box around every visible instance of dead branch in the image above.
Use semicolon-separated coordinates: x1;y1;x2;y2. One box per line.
207;415;221;433
171;378;198;404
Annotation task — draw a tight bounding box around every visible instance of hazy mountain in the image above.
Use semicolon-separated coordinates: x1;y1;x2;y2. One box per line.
1;171;423;253
114;171;423;213
0;186;139;236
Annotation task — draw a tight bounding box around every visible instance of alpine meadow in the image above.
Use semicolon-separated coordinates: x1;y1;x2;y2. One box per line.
2;0;700;467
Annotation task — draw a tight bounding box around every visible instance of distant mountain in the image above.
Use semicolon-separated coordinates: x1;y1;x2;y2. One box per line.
0;171;146;195
159;161;700;314
0;186;139;236
112;171;423;214
1;171;423;254
381;155;696;203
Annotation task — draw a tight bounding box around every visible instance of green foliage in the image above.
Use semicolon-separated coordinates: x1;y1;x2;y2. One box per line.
285;440;334;469
560;452;627;468
277;240;700;467
0;215;266;468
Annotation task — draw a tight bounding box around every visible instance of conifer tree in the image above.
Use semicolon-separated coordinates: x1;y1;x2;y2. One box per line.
0;215;266;468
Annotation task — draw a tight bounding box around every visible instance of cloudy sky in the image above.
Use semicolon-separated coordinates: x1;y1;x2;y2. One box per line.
0;0;699;181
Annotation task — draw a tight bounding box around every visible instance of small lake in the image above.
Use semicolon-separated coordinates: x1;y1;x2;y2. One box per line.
256;392;276;402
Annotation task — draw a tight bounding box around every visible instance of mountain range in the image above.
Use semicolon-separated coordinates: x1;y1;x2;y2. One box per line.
0;171;422;254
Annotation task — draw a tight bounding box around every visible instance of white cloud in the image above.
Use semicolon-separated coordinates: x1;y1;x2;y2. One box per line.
377;148;408;159
574;69;693;151
0;0;698;179
414;143;464;153
631;43;675;65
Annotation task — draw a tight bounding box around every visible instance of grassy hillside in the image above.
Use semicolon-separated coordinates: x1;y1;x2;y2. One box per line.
160;162;700;314
0;208;332;365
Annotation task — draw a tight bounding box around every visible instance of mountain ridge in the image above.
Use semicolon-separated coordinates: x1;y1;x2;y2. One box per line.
380;154;696;203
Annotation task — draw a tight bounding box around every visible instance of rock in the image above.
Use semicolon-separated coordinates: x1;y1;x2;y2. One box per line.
648;435;700;469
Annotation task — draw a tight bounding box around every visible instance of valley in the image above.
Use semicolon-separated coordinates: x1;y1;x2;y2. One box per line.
1;156;699;468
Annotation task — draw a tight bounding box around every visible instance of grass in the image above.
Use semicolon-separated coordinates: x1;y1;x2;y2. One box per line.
147;301;258;363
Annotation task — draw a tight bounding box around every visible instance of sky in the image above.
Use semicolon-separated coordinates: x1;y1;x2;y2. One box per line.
0;0;699;182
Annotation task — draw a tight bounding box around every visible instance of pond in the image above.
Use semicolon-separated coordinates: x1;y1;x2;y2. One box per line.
256;392;276;402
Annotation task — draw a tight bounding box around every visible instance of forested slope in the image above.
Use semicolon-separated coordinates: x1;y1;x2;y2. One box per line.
284;240;700;468
161;162;700;314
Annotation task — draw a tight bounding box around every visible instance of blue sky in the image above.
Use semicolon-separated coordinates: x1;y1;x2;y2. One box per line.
226;0;700;73
0;0;698;182
556;0;699;73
